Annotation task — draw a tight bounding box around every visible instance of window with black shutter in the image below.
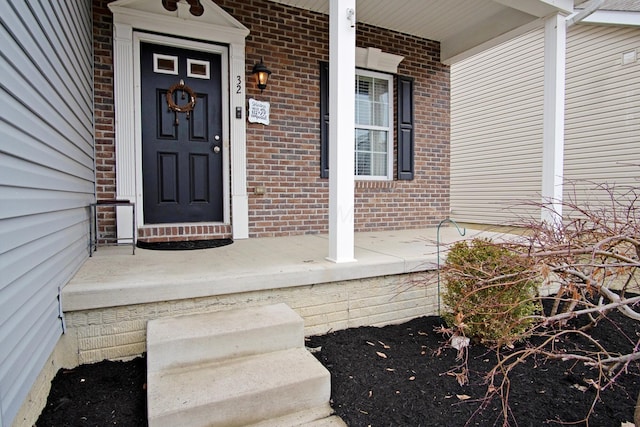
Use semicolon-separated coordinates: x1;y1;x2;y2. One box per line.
320;61;415;180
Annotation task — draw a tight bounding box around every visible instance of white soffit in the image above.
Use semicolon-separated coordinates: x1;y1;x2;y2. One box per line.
269;0;577;63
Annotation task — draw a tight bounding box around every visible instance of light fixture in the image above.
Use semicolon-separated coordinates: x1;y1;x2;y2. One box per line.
252;58;272;93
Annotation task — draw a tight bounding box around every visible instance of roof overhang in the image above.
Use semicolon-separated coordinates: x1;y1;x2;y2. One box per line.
580;9;640;25
269;0;576;64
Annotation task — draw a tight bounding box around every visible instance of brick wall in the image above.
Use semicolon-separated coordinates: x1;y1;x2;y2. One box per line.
93;0;450;240
93;1;118;242
355;23;450;232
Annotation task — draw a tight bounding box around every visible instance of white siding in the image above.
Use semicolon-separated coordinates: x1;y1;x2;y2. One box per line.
0;1;93;426
564;24;640;205
451;23;640;225
451;29;545;225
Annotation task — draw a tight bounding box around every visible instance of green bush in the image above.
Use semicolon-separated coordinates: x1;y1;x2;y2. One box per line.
442;238;541;346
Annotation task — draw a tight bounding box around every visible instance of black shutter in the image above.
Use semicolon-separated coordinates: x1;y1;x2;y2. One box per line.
320;61;329;178
397;75;414;180
320;65;415;180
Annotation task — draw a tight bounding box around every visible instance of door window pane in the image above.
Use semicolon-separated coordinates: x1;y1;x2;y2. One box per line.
153;54;178;75
187;58;210;79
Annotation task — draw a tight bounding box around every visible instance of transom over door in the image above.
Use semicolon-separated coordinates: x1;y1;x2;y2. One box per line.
140;42;223;224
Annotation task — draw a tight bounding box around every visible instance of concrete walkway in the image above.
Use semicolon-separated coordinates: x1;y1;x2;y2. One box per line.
62;227;498;312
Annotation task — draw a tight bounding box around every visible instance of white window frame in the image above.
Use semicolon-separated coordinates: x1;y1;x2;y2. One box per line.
354;68;394;181
153;53;178;75
187;58;211;79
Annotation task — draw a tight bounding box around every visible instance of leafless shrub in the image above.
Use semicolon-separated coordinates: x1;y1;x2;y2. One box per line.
441;180;640;426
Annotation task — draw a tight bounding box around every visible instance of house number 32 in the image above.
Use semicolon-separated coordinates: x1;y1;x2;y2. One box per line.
236;76;242;94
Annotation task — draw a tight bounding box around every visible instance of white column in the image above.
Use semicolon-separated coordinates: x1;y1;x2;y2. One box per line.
327;0;356;263
541;13;566;225
113;23;136;241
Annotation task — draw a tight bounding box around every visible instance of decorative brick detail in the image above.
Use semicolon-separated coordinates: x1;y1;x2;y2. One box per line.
137;224;232;243
94;0;450;239
64;271;438;364
356;181;397;190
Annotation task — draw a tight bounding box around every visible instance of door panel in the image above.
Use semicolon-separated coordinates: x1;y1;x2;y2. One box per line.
190;154;210;202
157;90;178;139
140;42;223;224
189;94;208;141
159;152;178;203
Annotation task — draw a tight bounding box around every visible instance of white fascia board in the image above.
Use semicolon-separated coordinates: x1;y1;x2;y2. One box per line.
581;10;640;26
492;0;574;17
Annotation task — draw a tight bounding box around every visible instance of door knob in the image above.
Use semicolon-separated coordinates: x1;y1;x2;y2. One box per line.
213;146;221;153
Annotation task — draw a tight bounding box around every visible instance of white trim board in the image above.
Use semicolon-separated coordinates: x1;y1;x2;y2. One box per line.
109;0;250;239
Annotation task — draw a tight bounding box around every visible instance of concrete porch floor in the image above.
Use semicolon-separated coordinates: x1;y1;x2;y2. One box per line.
62;227;500;313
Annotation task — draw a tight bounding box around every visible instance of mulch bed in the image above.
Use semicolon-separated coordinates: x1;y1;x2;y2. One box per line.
308;312;640;427
36;356;146;426
37;307;639;426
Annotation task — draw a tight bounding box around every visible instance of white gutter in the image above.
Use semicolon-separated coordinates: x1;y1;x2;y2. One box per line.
566;0;604;26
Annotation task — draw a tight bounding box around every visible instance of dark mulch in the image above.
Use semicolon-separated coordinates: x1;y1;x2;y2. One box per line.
36;309;639;427
308;311;640;427
36;357;146;427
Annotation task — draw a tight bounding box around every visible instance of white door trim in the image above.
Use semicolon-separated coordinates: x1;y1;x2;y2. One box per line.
109;0;250;239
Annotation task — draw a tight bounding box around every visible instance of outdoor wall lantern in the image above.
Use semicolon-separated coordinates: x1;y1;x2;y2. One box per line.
252;58;272;93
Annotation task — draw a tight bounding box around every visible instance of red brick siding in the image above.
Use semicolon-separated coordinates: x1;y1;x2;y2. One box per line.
93;1;117;242
355;24;450;232
93;0;449;240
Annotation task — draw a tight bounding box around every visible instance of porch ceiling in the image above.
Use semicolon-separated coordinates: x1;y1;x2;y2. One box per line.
268;0;579;63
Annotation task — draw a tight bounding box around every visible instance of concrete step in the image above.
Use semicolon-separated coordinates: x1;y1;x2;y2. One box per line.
147;303;304;372
248;408;346;427
147;348;331;427
248;412;347;427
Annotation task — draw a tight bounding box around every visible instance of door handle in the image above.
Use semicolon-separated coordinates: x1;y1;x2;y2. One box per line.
213;146;221;153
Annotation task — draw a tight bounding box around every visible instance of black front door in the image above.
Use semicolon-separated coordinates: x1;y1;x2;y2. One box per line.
140;42;223;224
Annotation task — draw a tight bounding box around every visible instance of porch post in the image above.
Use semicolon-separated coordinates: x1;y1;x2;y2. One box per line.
327;0;356;263
541;12;567;225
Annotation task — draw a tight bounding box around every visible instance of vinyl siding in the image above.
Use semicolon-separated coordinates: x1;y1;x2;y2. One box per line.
564;24;640;203
451;22;640;225
0;1;94;426
451;29;545;225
